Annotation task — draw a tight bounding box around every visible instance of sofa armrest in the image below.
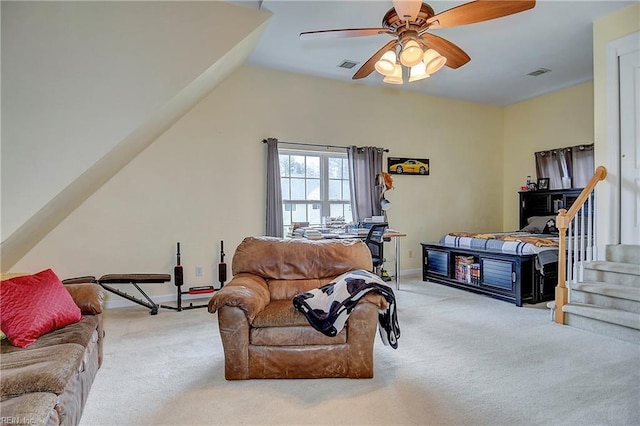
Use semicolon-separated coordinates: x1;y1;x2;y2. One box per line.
65;283;105;315
207;273;270;322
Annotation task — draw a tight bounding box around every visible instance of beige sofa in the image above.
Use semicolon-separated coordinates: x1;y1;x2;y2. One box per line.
0;279;105;426
208;236;387;380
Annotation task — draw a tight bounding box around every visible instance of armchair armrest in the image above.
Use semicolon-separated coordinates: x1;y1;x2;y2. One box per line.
208;273;270;322
360;292;387;310
65;283;105;315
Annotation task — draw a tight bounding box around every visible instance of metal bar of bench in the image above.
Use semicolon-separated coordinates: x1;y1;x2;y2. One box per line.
98;282;159;315
97;274;171;315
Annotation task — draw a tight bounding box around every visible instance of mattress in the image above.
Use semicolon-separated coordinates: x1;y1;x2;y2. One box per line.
439;231;559;274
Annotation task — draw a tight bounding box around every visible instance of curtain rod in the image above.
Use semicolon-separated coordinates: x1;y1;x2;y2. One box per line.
262;139;388;153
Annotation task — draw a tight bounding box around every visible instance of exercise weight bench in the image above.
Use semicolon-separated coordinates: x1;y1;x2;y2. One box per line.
64;273;171;315
98;274;171;315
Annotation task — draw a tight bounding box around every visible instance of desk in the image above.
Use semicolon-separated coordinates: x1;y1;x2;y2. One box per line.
297;230;407;290
384;231;407;291
326;230;407;290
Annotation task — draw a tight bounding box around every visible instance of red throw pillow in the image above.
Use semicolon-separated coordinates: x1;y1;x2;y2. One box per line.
0;269;82;348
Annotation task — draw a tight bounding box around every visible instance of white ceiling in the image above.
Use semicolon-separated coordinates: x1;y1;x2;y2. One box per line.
231;0;636;106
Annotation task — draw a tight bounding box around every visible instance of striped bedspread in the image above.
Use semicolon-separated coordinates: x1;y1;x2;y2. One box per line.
439;232;559;273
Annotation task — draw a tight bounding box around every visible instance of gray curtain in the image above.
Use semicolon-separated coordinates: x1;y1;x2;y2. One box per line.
265;138;283;237
535;144;594;189
347;146;384;222
535;150;564;189
569;144;595;188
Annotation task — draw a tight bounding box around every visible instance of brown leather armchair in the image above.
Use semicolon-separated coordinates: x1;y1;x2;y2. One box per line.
207;236;387;380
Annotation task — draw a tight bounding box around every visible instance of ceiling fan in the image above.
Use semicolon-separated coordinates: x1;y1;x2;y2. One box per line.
300;0;536;84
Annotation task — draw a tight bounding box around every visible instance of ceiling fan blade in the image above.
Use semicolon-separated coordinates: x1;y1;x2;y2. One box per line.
393;0;422;22
300;28;392;40
353;40;398;80
420;33;470;69
427;0;536;29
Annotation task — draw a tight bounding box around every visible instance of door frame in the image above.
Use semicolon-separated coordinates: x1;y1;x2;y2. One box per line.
606;31;640;247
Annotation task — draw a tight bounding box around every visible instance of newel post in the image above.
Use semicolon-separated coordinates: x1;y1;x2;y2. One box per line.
554;208;569;324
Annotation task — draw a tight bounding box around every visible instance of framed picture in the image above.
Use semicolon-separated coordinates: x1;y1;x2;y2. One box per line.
387;157;430;175
537;178;550;190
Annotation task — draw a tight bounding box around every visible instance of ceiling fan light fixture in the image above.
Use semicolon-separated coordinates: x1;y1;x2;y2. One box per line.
301;0;537;85
392;0;422;22
423;49;447;74
375;50;398;76
383;63;403;84
399;40;423;67
409;62;430;82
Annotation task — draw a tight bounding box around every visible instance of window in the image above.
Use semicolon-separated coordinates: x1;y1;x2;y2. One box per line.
535;144;594;189
279;149;352;234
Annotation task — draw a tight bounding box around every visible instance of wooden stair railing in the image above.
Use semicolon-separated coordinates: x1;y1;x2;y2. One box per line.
554;166;607;324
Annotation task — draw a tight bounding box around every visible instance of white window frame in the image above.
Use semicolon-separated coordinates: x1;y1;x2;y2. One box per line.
279;148;351;234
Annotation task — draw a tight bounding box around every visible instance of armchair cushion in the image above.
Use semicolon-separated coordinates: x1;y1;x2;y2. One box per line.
251;300;309;328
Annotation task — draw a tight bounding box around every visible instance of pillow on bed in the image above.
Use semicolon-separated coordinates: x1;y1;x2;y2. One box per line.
521;215;558;234
542;218;558;234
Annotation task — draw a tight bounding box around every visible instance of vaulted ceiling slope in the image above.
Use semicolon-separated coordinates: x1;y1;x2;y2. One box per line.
1;1;271;269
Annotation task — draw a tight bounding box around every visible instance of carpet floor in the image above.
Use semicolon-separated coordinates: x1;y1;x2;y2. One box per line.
80;275;640;425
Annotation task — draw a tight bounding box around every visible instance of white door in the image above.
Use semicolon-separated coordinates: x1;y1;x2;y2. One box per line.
619;48;640;244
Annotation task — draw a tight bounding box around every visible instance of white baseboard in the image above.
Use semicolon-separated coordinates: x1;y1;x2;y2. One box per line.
399;268;421;277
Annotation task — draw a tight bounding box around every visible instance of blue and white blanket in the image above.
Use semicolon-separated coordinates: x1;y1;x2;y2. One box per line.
292;269;400;349
439;232;559;274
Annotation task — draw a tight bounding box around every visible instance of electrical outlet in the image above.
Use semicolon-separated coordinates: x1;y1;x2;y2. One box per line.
408;250;413;259
195;266;203;277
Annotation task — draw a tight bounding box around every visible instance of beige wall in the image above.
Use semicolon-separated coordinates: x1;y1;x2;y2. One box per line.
13;66;504;304
502;82;595;230
593;3;640;251
1;1;269;238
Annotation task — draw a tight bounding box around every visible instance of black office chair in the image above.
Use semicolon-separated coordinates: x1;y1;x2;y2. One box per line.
364;223;388;277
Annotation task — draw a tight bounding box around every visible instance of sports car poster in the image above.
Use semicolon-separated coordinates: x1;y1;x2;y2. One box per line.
387;157;430;175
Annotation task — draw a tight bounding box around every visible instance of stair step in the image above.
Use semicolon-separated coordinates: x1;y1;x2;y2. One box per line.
563;304;640;344
572;281;640;301
607;244;640;264
563;303;640;330
546;245;640;343
570;282;640;313
582;261;640;287
546;301;640;343
584;261;640;275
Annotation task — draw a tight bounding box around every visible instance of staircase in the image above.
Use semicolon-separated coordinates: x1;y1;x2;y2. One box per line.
549;244;640;344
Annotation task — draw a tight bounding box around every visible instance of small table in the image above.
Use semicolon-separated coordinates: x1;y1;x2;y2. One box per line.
384;231;407;290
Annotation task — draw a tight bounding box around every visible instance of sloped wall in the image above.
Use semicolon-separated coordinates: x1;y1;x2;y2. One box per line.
1;1;270;248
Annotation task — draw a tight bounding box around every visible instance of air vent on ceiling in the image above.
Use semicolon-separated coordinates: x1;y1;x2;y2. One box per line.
527;68;551;77
338;60;359;69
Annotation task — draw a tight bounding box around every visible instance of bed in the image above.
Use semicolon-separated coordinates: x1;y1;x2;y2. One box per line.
421;215;561;306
